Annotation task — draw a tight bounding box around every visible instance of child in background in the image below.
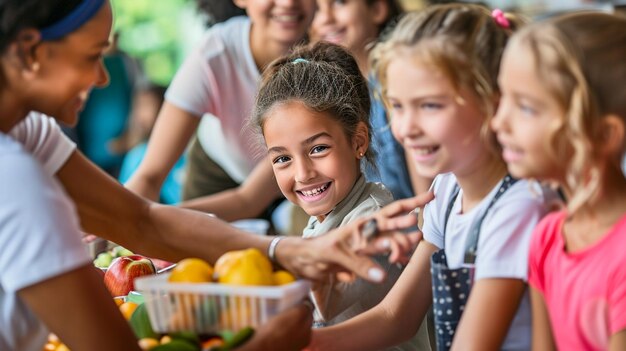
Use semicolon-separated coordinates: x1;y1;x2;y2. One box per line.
309;4;558;350
491;12;626;350
249;41;428;350
125;0;315;221
113;83;185;204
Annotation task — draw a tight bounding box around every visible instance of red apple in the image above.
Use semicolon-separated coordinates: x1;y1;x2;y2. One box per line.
150;257;175;272
104;255;156;296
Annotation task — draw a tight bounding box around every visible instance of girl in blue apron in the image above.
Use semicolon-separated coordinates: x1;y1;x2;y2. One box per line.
308;4;560;351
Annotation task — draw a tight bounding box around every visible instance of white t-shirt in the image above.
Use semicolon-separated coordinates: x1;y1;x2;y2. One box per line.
422;173;558;350
0;113;90;350
165;16;260;183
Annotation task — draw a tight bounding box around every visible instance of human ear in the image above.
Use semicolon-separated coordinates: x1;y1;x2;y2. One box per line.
370;0;390;27
353;121;370;158
13;28;42;76
598;114;625;157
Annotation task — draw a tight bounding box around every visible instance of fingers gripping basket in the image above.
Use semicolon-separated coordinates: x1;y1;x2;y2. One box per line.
134;274;311;333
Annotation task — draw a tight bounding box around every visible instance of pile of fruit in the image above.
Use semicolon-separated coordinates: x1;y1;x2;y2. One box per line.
46;248;297;350
169;248;295;286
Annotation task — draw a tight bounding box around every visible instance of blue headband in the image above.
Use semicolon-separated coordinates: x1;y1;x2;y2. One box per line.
40;0;106;41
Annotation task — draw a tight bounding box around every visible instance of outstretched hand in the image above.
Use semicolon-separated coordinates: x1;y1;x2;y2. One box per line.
275;191;434;283
357;191;435;264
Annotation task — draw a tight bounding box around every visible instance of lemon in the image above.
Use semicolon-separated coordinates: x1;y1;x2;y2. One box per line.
214;250;247;279
168;258;213;283
216;248;274;286
272;270;296;285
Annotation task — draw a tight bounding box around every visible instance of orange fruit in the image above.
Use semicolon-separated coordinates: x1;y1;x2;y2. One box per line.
272;270;296;285
119;301;139;320
202;337;224;349
168;258;213;283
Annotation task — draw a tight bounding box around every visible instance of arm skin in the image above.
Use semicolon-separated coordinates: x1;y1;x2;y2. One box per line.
180;159;283;221
530;287;556;351
124;102;200;201
451;279;527;351
308;239;438;351
610;331;626;351
19;265;141;351
57;149;435;281
57;150;270;264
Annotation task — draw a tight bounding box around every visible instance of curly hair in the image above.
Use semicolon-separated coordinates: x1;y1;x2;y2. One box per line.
250;42;374;166
510;12;626;212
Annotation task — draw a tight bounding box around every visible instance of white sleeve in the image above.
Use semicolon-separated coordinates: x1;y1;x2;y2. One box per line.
474;184;549;281
165;38;217;118
8;112;76;176
0;150;90;292
422;175;453;249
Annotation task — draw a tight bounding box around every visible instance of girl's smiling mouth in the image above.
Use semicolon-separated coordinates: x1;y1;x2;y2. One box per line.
296;182;332;202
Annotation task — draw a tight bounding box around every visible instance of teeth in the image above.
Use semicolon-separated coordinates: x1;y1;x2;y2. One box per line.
274;15;299;22
300;184;329;197
415;147;437;155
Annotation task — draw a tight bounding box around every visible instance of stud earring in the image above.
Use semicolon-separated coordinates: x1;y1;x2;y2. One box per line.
31;62;40;72
358;152;364;158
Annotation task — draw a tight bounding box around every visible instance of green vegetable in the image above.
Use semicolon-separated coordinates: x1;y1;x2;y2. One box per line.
216;327;254;351
151;339;199;351
129;303;158;340
126;291;145;305
170;331;201;347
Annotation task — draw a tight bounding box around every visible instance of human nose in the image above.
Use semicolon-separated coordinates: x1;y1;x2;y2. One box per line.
314;1;332;25
95;60;109;88
491;99;510;134
276;0;298;7
392;109;422;143
294;157;316;183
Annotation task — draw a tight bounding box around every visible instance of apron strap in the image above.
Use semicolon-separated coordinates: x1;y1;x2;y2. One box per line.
441;185;460;266
463;174;518;264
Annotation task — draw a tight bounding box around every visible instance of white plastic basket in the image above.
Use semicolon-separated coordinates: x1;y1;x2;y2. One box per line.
134;273;311;334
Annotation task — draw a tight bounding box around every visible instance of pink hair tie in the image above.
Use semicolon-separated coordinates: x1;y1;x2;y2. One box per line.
491;9;510;29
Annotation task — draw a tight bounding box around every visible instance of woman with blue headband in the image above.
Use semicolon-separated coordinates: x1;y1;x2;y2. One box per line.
0;1;429;349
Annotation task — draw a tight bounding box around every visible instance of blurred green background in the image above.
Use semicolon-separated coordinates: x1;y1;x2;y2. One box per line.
111;0;203;86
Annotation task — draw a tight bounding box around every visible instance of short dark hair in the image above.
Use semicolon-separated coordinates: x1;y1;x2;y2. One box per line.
194;0;246;26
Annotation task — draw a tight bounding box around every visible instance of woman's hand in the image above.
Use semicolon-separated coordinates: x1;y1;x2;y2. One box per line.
275;192;434;283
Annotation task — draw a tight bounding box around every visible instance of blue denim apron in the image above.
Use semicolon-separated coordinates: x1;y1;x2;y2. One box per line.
430;175;517;351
